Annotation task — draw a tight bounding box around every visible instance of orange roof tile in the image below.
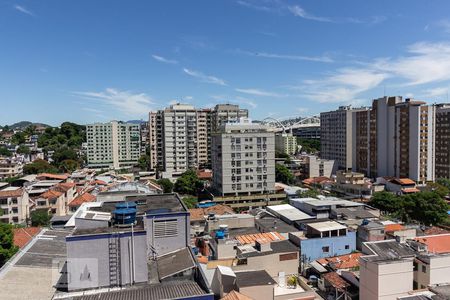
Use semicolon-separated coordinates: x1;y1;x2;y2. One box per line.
197;170;213;180
236;232;284;245
221;291;254;300
415;234;450;254
402;187;420;193
317;253;363;270
0;188;23;198
54;182;76;192
40;189;63;199
94;179;107;185
322;272;350;291
302;176;331;185
69;192;96;207
189;205;234;222
37;173;69;180
385;224;405;232
13;227;41;248
423;226;449;236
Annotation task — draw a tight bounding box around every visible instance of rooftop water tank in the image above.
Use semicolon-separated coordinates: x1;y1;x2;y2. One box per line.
112;202;137;226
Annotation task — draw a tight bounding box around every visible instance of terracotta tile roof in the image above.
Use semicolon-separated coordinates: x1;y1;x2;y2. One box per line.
37;173;69;180
302;176;331;185
13;227;41;248
415;234;450;254
391;178;415;185
317;253;362;270
322;272;350;291
54;182;76;192
402;187;420;193
93;179;107;185
197;170;213;180
236;232;285;245
221;290;254;300
40;189;63;199
189;204;234;222
423;226;449;236
69;192;96;207
384;224;405;232
0;188;23;198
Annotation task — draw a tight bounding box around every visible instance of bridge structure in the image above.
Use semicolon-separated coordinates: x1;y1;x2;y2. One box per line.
260;115;321;132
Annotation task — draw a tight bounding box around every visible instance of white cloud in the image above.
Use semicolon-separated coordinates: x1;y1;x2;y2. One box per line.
235;88;286;97
421;87;448;98
183;68;227;86
288;5;332;22
299;68;388;103
237;49;333;63
14;5;34;16
151;54;178;64
73;88;154;116
372;42;450;86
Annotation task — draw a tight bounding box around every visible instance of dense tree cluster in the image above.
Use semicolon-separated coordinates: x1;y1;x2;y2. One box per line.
370;189;449;226
156;178;174;193
296;188;320;198
174;169;204;196
0;223;18;267
297;138;320;153
275;164;295;185
30;210;51;226
23;159;58;174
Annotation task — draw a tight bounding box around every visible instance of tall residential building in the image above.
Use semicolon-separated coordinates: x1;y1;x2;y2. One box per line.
320;106;366;170
210;104;248;133
211;119;276;197
354;97;435;182
275;131;297;155
140;121;149;155
435;104;450;179
149;103;248;179
86;121;141;169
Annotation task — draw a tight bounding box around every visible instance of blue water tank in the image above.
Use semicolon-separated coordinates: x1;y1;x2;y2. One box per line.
113;202;137;225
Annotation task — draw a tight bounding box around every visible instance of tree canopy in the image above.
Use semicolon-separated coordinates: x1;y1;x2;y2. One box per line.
0;146;12;157
275;163;295;185
296;188;320;198
23;159;58;174
370;191;449;225
30;210;51;226
157;178;174;193
0;223;18;267
298;138;320;153
174;170;204;196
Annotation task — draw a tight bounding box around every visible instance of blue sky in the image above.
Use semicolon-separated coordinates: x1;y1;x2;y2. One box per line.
2;1;450;125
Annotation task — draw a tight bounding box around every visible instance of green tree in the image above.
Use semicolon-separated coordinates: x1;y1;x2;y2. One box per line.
424;182;449;198
275;151;290;159
11;132;26;145
296;189;320;198
369;191;401;214
404;192;448;225
182;196;198;209
0;223;18;267
157;178;174;193
30;210;51;226
297;138;320;153
138;155;151;171
174;170;203;196
59;159;79;172
275;164;295;184
436;178;450;190
23;159;58;174
16;145;30;155
0;147;12;157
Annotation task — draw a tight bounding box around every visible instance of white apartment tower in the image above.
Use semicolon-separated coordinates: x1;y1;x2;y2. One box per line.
149;103;248;179
320;106;366;170
211;119;275;196
86;121;141;169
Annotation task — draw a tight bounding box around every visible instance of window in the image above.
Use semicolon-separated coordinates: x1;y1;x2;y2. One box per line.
422;265;426;273
413;261;418;271
322;246;330;253
154;219;178;238
345;245;350;250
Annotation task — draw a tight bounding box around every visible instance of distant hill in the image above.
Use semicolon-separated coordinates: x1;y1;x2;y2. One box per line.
126;120;146;124
6;121;51;130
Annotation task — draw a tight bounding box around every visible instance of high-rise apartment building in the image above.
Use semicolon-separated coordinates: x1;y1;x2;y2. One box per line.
435;104;450;179
354;97;435;182
211;119;276;196
86;121;141;169
140;121;149;155
275;131;298;155
149;103;248;179
320;106;366;170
